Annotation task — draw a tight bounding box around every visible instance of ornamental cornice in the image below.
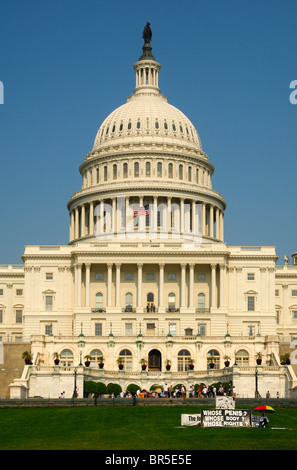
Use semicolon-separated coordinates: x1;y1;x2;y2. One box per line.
67;185;226;211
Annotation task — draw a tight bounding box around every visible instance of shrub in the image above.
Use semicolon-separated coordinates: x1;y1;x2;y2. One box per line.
107;383;122;396
84;381;107;397
127;384;140;394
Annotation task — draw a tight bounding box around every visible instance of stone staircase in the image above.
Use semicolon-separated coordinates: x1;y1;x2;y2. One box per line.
0;343;30;398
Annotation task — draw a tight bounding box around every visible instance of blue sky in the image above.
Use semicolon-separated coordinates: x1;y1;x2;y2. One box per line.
0;0;296;264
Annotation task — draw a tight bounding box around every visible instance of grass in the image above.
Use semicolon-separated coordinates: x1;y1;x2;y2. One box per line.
0;405;297;450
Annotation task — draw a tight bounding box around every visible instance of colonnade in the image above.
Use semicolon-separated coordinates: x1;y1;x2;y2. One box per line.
69;196;224;242
73;261;226;310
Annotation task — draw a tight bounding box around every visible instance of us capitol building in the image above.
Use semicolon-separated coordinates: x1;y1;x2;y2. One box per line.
2;25;297;398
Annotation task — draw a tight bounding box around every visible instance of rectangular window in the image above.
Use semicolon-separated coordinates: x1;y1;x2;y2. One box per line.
95;323;102;336
16;289;23;296
147;273;154;280
45;295;53;311
247;296;255;311
0;289;3;295
125;273;133;280
275;289;279;296
168;273;175;281
169;323;176;336
247;273;255;281
46;273;53;280
147;323;156;335
96;273;103;280
16;310;23;323
45;325;53;335
292;290;297;297
199;323;206;336
248;325;255;336
197;273;205;281
0;310;3;323
293;311;297;320
125;323;133;336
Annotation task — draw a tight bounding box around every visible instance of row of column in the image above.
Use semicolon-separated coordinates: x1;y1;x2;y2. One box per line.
69;197;224;242
73;262;226;310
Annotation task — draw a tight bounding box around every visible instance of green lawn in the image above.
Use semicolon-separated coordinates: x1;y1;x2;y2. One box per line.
0;405;296;450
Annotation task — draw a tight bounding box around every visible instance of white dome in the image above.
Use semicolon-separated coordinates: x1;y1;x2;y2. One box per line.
92;92;202;154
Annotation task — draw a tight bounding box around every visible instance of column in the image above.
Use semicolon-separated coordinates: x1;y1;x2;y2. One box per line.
89;201;94;236
215;208;220;240
153;196;158;234
209;205;214;238
139;196;144;232
126;196;129;232
85;263;91;308
81;204;86;237
107;263;113;307
191;201;196;234
77;263;82;308
159;263;164;308
100;200;105;234
189;263;195;308
112;198;117;235
202;202;206;236
181;263;186;308
211;263;217;309
70;210;75;241
75;207;79;239
167;197;172;232
219;263;226;308
74;264;78;307
115;263;121;307
137;263;143;309
220;211;224;241
180;198;184;234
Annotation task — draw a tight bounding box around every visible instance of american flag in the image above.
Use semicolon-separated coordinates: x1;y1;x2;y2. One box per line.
134;205;149;217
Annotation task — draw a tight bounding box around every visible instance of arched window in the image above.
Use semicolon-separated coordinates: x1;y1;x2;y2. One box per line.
157;162;162;177
179;165;183;180
146;161;151;177
123;162;128;178
125;293;133;311
178;349;191;371
198;293;205;311
207;350;220;369
113;164;117;180
235;350;249;366
188;166;192;181
134;162;139;177
96;293;103;310
168;163;173;179
60;349;74;367
147;292;154;302
119;349;132;371
168;293;176;311
90;349;103;368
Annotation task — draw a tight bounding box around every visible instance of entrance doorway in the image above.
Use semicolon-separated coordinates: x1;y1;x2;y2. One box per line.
148;349;162;371
146;292;155;312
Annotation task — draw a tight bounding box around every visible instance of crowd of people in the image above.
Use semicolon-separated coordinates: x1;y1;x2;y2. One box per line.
112;382;236;399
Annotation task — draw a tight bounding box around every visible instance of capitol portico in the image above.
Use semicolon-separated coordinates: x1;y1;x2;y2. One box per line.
1;25;297;399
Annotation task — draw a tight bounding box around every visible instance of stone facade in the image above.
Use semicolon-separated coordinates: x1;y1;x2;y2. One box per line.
1;31;297;399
